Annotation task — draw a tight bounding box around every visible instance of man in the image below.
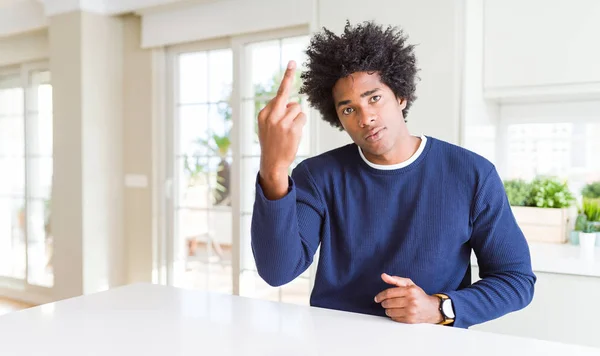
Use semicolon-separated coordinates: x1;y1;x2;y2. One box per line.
251;21;535;328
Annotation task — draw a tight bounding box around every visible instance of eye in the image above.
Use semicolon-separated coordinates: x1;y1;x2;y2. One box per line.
342;107;354;115
370;95;381;103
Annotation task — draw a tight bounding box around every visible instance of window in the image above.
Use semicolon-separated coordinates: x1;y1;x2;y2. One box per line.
166;30;315;304
239;35;312;304
171;45;234;293
500;103;600;197
0;65;53;288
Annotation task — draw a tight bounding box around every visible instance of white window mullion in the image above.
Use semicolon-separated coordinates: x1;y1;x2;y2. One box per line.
230;38;243;296
21;65;29;284
165;49;178;287
151;47;168;286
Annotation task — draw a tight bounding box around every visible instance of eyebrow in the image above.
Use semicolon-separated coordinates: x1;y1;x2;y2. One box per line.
336;88;382;108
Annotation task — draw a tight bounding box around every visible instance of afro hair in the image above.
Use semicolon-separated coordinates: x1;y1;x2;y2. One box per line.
299;21;420;130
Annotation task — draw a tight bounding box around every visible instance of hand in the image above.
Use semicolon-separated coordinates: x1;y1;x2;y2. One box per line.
374;273;443;324
257;60;307;199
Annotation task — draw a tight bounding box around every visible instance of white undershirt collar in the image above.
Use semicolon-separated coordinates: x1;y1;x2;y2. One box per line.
358;135;427;170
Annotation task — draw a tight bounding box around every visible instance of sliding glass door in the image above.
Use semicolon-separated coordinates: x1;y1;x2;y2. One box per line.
0;63;54;291
166;28;316;304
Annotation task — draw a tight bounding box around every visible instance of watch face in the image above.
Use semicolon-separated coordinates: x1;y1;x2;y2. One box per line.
442;299;455;319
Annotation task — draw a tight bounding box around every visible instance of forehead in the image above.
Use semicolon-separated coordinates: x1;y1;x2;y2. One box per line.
332;71;388;100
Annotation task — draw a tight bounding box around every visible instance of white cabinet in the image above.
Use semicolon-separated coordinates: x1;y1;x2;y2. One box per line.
483;0;600;101
471;268;600;349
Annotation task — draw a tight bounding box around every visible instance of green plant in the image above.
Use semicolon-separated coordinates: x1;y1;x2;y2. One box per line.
526;176;575;208
574;199;600;233
503;179;531;206
582;182;600;199
582;198;600;222
503;176;575;208
183;100;232;206
574;214;588;231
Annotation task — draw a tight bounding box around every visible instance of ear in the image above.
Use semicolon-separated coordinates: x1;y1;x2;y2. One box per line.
397;97;407;110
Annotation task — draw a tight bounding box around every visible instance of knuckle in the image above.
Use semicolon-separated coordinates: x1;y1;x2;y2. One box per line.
408;306;418;316
409;286;419;297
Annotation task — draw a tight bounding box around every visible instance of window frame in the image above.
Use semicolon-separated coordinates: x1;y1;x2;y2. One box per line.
0;60;54;300
496;101;600;185
163;25;319;301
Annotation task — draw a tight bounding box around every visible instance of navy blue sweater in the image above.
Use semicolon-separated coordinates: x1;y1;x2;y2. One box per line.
251;136;536;328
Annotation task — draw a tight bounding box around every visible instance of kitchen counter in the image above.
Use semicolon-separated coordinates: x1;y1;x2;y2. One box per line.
0;283;598;355
472;241;600;277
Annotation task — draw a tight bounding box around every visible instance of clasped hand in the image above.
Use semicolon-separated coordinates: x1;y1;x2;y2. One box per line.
374;273;443;324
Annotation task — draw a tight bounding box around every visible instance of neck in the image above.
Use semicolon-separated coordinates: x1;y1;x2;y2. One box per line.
363;133;421;165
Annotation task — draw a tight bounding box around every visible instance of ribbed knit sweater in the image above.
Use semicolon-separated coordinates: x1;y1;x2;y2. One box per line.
251;136;536;328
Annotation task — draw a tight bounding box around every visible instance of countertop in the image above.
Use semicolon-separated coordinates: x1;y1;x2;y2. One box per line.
0;283;598;355
472;241;600;277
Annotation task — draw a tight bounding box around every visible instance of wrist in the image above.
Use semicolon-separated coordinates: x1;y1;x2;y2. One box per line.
428;295;444;324
259;167;289;182
258;167;290;200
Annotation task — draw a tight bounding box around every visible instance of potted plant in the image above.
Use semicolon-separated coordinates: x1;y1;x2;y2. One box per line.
504;176;576;244
580;198;600;247
582;181;600;200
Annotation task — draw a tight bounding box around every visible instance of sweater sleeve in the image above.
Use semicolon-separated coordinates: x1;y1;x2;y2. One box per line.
250;163;326;287
445;166;536;328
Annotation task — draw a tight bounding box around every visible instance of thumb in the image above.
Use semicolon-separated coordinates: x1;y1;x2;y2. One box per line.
381;273;414;287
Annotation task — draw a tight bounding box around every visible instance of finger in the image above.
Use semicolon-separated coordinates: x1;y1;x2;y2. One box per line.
293;112;307;128
381;273;414;288
273;60;296;110
258;104;271;123
384;308;409;319
282;102;302;123
380;297;409;309
374;287;411;303
291;112;307;136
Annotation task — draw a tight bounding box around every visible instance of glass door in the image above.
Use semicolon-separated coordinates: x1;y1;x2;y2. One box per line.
165;28;317;304
167;41;234;294
0;63;54;291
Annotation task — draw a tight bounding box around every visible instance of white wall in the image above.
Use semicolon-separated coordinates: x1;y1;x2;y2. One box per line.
0;30;48;67
461;0;499;166
483;0;600;99
140;0;314;48
50;11;125;299
0;0;47;38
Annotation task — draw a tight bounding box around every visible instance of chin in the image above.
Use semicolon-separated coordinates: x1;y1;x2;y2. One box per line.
360;142;392;157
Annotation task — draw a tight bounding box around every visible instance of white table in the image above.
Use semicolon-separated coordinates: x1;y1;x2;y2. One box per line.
0;283;598;356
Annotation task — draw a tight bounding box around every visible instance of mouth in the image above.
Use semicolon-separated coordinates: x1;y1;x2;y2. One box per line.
364;127;386;142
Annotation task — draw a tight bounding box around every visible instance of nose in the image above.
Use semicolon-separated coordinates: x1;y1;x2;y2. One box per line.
358;109;376;128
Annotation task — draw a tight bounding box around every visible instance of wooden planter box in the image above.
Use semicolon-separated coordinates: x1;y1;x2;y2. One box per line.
511;206;572;244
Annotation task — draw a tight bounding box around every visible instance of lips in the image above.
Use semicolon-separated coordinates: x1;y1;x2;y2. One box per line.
364;127;385;140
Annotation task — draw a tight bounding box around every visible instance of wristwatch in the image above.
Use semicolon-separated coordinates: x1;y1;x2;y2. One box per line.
433;293;455;325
